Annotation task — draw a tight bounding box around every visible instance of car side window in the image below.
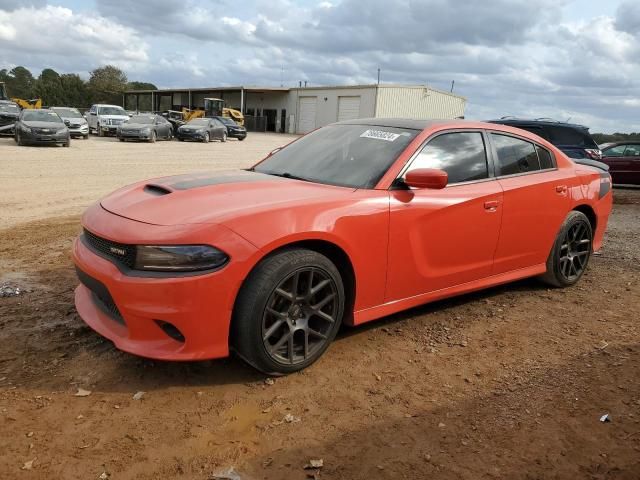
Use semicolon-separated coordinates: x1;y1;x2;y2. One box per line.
605;145;626;157
536;145;555;169
492;134;540;176
407;132;489;184
623;145;640;157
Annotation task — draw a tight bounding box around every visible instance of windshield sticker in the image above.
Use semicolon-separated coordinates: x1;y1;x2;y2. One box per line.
360;129;401;142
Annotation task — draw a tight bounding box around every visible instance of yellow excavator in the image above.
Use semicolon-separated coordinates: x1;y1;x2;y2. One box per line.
180;98;244;125
12;97;42;109
1;81;43;109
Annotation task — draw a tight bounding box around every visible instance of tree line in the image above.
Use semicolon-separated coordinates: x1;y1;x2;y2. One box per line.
0;65;156;109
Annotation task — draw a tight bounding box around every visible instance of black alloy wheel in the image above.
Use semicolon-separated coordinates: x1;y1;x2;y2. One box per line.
542;211;592;287
262;267;339;365
232;249;345;374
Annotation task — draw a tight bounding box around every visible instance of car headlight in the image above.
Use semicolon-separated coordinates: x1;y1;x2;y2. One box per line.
20;125;32;133
134;245;229;272
141;127;151;134
57;128;67;133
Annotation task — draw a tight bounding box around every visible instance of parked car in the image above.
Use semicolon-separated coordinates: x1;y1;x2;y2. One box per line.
72;119;612;374
600;142;640;185
488;118;602;161
0;100;20;136
85;104;130;137
116;114;173;142
50;107;89;139
213;116;247;141
176;117;227;142
14;109;70;147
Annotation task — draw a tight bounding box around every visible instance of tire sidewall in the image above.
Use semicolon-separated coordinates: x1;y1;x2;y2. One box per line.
234;249;345;375
546;211;592;287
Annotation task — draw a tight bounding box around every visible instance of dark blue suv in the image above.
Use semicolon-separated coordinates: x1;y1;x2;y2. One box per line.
488;118;602;161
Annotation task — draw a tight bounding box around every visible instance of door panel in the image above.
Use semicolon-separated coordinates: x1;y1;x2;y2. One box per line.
386;180;503;301
493;170;571;274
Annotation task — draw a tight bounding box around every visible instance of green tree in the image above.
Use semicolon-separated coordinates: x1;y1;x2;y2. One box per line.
4;66;36;99
59;73;90;108
88;65;128;104
127;81;157;91
34;68;64;106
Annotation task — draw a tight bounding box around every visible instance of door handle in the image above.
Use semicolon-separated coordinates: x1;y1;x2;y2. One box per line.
555;185;568;195
484;200;499;211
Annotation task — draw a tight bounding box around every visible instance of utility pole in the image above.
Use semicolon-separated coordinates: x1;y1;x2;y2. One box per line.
377;68;381;85
450;80;455;93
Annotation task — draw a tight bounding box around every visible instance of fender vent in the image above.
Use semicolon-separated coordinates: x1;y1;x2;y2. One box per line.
144;184;172;196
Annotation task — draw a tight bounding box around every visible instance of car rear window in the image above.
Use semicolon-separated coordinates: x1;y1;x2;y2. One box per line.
546;126;597;148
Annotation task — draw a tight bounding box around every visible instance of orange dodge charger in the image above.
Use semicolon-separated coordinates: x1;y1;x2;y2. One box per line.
73;119;612;374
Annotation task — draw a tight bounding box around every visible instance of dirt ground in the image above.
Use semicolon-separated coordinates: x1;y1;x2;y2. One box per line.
0;135;639;479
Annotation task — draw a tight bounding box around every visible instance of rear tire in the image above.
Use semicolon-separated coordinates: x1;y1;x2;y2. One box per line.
541;211;593;287
232;249;345;375
119;138;125;142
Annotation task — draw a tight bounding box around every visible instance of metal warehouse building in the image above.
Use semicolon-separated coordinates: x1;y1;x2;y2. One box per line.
124;84;466;134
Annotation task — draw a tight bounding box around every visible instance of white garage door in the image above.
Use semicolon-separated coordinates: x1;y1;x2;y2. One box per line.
337;96;361;122
298;97;317;133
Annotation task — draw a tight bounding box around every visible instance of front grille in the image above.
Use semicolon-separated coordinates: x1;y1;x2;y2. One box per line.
32;127;58;134
83;229;136;269
75;267;125;325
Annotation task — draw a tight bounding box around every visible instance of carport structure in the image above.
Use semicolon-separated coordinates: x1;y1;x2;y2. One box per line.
123;86;290;132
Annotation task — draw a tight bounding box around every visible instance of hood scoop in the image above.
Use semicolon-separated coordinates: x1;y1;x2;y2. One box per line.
144;184;173;196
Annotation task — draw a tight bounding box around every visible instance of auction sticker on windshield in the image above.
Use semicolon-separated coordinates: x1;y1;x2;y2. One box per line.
360;129;401;142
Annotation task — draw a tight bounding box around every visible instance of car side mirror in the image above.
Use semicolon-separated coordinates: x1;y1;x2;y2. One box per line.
64;120;70;126
404;168;448;189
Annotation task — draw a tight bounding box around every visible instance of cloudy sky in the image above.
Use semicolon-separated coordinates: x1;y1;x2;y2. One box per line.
1;0;639;132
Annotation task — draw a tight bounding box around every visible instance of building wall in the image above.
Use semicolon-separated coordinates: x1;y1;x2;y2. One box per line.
286;87;377;134
375;86;466;119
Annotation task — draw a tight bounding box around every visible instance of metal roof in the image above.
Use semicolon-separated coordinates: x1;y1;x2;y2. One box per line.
125;86;291;94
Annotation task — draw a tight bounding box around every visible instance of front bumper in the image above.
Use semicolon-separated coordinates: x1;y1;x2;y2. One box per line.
69;125;89;136
177;130;206;141
228;129;247;139
19;130;68;144
72;203;258;361
118;130;152;140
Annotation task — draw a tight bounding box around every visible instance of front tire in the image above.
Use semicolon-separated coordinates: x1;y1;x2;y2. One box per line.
221;131;227;142
150;130;157;143
541;211;593;287
203;132;210;143
97;124;104;137
232;249;345;375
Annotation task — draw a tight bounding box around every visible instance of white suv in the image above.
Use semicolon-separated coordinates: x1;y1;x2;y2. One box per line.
85;104;130;136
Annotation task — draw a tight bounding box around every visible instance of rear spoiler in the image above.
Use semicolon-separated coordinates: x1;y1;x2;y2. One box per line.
572;158;609;172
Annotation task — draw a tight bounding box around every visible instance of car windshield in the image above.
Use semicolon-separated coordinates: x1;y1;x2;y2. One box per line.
0;103;19;114
99;106;127;116
129;115;154;124
254;124;419;188
188;119;209;126
51;108;82;118
217;117;235;125
22;110;63;123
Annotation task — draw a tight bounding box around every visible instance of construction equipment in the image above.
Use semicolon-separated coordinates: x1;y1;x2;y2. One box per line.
12;97;42;109
180;107;205;122
204;98;244;126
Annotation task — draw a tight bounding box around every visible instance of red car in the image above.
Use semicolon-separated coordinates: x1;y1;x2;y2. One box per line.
73;119;613;374
600;142;640;185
